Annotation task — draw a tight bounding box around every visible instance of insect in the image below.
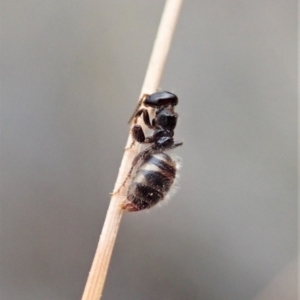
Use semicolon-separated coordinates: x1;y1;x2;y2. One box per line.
120;91;183;212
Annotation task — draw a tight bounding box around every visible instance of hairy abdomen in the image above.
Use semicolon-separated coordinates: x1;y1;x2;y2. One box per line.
123;153;178;211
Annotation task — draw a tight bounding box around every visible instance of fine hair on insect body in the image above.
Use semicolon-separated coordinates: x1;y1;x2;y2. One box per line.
118;91;183;212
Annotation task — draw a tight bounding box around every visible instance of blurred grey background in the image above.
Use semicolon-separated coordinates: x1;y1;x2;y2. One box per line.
1;1;297;299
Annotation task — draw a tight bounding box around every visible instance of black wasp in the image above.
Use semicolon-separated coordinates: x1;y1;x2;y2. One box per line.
120;91;183;212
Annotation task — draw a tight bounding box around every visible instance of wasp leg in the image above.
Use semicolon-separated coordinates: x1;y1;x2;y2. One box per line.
111;150;145;195
124;125;145;150
131;125;157;144
130;108;154;128
170;141;183;149
125;125;156;151
128;94;149;124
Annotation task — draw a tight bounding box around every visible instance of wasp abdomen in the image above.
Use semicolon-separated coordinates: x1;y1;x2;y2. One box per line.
124;153;178;211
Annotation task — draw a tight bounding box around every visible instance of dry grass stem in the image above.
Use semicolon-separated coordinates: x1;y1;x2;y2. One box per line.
81;1;183;299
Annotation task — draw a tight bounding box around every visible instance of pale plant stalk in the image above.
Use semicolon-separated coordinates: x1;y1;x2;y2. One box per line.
81;1;183;299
